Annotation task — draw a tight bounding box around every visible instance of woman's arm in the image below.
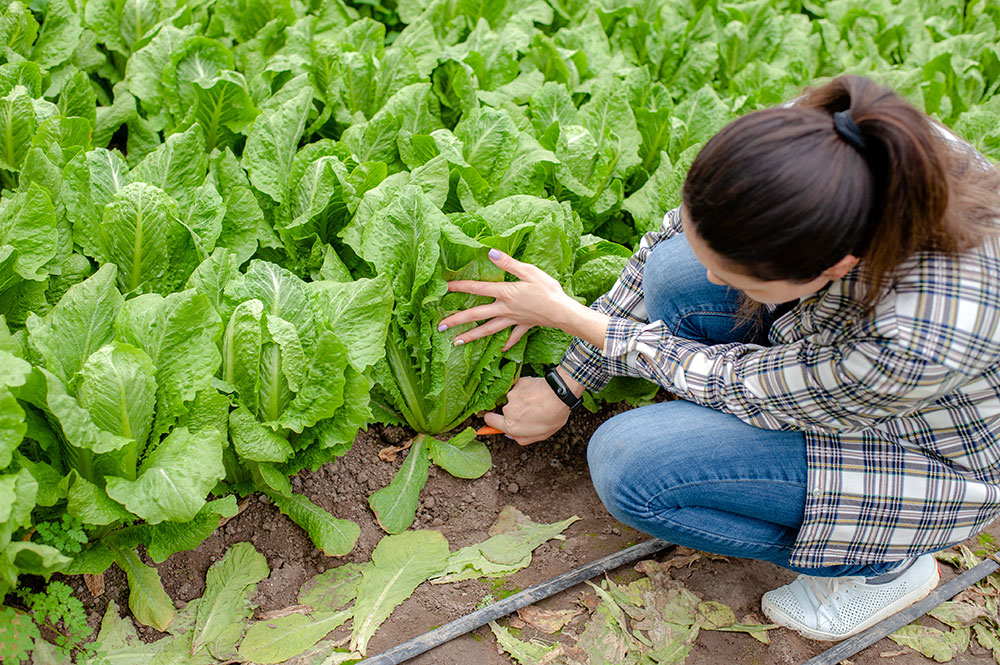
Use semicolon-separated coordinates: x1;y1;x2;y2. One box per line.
605;317;968;432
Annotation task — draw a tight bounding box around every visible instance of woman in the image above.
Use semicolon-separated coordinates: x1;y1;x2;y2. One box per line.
436;75;1000;641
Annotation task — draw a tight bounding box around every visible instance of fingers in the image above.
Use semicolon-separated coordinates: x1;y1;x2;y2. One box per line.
483;411;508;432
483;411;538;445
438;302;505;331
488;248;539;281
501;324;531;352
452;317;514;345
446;279;504;298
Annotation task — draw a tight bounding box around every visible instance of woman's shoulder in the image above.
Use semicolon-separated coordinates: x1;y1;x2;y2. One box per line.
864;240;1000;368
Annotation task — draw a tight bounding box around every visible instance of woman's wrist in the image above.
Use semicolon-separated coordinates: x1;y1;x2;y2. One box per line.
553;298;611;351
554;365;585;398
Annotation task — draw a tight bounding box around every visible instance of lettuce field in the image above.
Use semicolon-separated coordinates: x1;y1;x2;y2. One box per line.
1;0;999;661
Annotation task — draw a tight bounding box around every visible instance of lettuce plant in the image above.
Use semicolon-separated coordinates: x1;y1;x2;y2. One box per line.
8;264;232;629
343;183;581;532
189;253;392;555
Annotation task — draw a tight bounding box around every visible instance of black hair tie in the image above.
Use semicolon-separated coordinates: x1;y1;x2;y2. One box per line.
833;110;867;153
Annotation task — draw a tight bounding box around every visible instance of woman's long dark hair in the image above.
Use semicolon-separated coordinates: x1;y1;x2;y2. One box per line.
682;75;1000;311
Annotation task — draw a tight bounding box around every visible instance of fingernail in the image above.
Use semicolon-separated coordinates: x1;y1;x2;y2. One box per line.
488;248;501;260
454;338;465;346
438;323;447;332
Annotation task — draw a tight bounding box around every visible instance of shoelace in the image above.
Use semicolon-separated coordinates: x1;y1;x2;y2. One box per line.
799;575;866;629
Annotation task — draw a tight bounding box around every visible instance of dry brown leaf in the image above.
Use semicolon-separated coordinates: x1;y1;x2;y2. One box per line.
880;648;911;657
573;591;600;613
219;497;250;528
508;617;526;629
954;589;985;603
662;552;702;570
701;551;731;562
537;643;588;665
517;606;584;634
84;573;104;597
379;438;414;462
255;604;312;620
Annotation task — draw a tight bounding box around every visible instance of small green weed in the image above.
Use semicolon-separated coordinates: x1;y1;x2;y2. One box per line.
6;581;104;664
34;515;88;556
975;532;998;558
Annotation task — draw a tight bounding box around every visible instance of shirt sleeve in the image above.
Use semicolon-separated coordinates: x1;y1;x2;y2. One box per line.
559;206;685;392
601;317;970;432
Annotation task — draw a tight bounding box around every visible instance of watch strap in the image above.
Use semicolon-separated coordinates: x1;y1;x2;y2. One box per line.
545;368;583;410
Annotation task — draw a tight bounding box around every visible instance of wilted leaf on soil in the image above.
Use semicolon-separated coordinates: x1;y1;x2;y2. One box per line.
95;600;167;663
928;601;988;629
84;572;105;597
973;623;1000;663
378;438;413;462
237;609;351;664
112;547;175;631
432;507;579;583
257;605;312;620
350;530;450;655
934;550;965;569
661;550;702;571
319;650;361;665
537;643;590;665
714;615;778;644
269;491;361;556
270;638;354;665
368;435;430;534
696;601;735;629
889;624;970;662
576;597;640;665
588;581;647;647
149;633;219;665
191;541;269;653
490;621;556;664
645;621;701;665
298;562;369;613
517;605;584;634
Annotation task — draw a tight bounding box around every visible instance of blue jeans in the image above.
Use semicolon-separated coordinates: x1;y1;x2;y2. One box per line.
587;234;902;577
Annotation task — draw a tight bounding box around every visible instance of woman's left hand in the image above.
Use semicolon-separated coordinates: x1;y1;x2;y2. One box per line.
438;249;580;351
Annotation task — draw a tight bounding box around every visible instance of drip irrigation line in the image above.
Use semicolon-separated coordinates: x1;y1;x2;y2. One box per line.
804;557;1000;665
356;538;675;665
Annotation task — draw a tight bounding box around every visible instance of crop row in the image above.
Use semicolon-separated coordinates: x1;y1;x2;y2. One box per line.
1;0;998;653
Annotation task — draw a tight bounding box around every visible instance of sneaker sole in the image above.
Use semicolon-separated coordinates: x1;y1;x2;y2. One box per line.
761;561;941;642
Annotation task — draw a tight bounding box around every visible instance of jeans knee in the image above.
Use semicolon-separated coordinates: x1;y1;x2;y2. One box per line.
642;239;686;326
586;417;634;515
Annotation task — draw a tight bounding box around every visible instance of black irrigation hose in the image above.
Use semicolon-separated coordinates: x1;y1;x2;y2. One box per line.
357;538;675;665
804;557;1000;665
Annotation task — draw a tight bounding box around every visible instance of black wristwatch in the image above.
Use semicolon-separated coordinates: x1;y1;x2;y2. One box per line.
545;368;583;410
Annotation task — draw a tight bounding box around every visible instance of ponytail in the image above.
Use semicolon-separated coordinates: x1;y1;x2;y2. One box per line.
682;74;1000;310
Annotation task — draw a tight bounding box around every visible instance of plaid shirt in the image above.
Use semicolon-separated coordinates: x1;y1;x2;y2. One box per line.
562;206;1000;568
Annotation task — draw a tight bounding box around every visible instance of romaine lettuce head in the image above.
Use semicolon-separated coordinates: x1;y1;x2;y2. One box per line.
344;184;581;435
207;257;391;555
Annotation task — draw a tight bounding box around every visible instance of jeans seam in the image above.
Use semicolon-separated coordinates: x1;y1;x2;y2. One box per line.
636;478;806;540
670;310;742;337
636;508;796;551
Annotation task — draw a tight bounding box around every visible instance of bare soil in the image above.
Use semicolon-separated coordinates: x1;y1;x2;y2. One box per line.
61;398;1000;665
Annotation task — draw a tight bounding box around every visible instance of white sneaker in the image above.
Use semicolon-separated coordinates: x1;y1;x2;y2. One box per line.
760;555;940;641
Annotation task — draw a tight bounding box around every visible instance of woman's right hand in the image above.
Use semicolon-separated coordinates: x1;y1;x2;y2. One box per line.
483;369;584;445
